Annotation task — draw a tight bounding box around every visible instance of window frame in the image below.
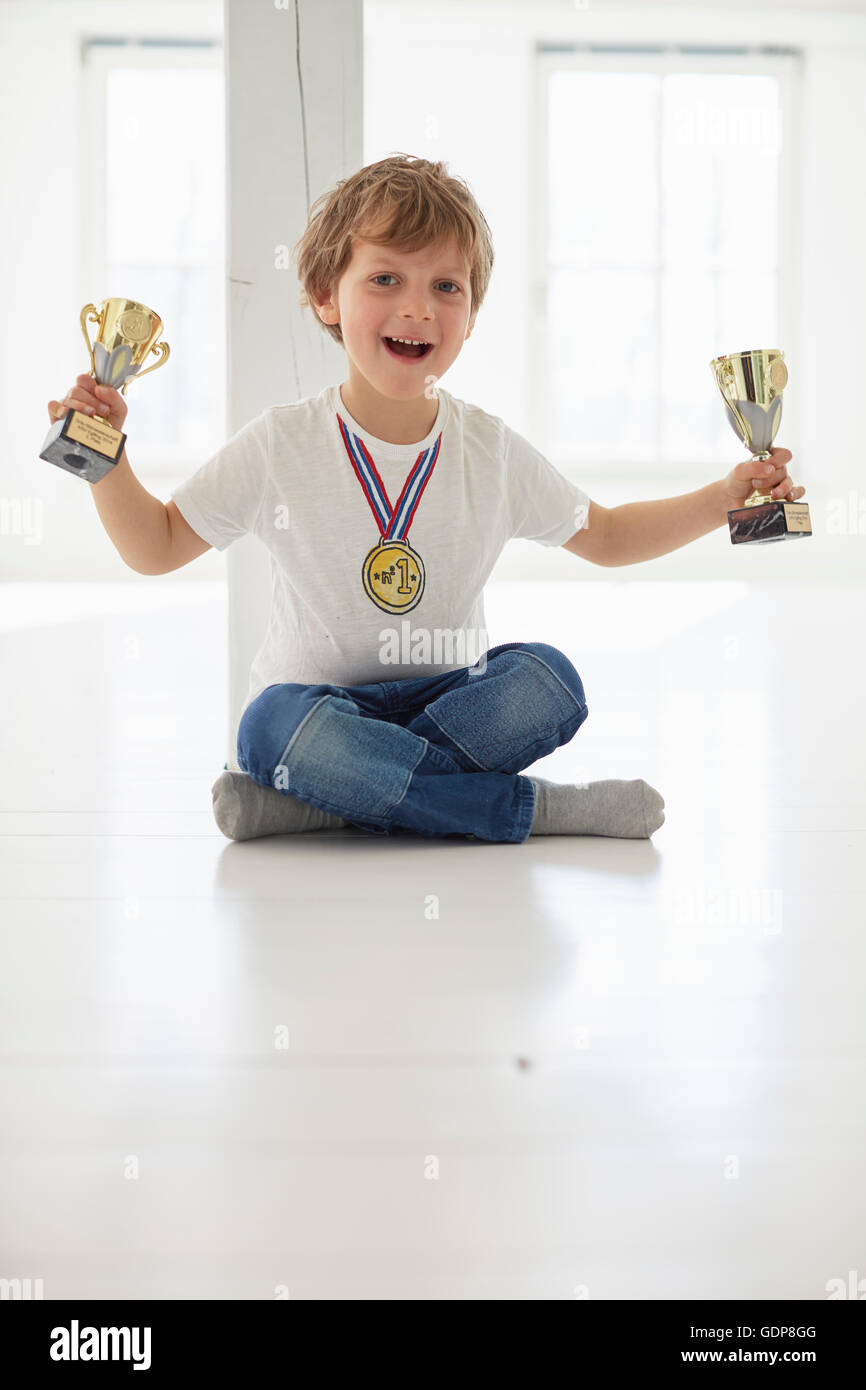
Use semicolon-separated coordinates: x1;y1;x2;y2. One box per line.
530;44;804;483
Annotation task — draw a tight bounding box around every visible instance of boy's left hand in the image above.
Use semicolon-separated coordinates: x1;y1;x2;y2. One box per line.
722;446;805;512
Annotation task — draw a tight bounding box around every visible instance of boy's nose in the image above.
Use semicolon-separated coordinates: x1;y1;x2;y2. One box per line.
397;298;434;322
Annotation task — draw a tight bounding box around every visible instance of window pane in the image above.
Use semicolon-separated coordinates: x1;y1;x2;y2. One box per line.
104;65;225;460
106;68;224;265
106;264;224;456
548;72;659;268
548;268;658;464
659;269;719;462
660;268;778;463
545;64;784;470
715;267;778;352
662;75;780;268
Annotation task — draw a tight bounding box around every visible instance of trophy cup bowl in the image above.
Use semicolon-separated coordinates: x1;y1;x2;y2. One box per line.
40;298;170;484
709;348;811;545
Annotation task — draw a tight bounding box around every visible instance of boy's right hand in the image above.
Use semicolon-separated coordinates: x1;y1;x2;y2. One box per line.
47;374;128;433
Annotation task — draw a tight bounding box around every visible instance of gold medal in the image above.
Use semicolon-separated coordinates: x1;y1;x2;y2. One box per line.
362;536;426;614
336;409;441;615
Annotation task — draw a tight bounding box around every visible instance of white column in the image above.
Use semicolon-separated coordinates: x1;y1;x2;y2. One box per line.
223;0;362;769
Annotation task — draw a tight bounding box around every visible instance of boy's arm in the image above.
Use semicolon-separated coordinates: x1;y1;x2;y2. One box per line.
562;448;803;567
88;450;210;574
562;482;728;567
49;376;212;575
163;500;213;572
560;499;615;565
86;447;170;574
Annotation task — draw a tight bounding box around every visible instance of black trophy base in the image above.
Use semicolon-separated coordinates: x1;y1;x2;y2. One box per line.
39;408;126;484
728;498;812;546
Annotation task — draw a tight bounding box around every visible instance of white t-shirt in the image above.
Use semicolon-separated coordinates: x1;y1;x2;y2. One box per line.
170;383;590;714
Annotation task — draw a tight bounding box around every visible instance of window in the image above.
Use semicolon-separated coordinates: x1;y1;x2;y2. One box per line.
533;47;801;476
82;40;225;478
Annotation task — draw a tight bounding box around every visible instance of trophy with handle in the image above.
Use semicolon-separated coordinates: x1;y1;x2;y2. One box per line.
710;348;811;545
40;298;170;483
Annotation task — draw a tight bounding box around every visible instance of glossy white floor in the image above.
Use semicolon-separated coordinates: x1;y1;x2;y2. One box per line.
0;578;863;1301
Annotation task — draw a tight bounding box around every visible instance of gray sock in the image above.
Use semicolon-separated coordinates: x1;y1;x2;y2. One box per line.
211;769;347;841
528;776;665;838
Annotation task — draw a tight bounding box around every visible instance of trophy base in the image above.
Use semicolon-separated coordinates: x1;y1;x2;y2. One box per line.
728;499;812;545
39;408;126;484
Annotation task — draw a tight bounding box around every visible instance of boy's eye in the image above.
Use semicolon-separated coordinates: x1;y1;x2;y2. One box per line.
370;274;461;293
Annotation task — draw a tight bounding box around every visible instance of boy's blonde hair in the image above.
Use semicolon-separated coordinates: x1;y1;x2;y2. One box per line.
293;153;494;347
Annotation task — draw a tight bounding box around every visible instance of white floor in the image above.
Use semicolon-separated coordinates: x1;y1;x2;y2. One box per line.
1;577;864;1301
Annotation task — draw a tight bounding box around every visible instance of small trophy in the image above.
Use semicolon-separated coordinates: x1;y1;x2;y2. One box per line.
40;298;170;483
710;348;811;545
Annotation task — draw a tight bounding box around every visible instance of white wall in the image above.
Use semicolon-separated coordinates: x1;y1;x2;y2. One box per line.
3;0;865;587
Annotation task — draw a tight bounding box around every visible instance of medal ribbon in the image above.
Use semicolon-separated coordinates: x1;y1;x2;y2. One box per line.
336;412;442;541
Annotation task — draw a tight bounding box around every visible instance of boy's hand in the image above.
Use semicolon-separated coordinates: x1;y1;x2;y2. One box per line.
47;374;128;433
722;446;805;512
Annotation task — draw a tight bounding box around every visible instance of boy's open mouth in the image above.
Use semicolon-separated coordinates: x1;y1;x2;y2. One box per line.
382;336;433;361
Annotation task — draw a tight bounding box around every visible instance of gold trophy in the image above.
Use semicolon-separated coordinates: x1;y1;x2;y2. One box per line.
710;348;811;545
40;298;170;483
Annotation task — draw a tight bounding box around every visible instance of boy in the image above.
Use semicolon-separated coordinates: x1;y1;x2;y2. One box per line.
48;155;803;845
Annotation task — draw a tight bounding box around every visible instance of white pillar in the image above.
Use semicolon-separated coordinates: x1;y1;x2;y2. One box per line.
223;0;362;770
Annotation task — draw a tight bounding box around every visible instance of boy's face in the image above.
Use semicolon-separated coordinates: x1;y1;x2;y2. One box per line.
315;231;476;400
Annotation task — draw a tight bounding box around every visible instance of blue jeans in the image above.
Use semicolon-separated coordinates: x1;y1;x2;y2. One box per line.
236;641;588;844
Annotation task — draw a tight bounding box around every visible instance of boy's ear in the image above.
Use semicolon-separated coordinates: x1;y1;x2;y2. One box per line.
314;287;339;325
